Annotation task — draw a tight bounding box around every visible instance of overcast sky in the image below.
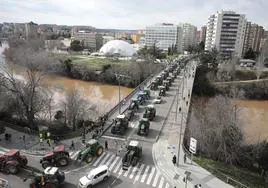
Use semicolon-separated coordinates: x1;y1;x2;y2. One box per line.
0;0;267;30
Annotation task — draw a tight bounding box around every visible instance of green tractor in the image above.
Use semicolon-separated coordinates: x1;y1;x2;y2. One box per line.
137;118;150;136
122;140;142;170
128;99;139;112
143;105;156;121
111;114;129;135
142;89;150;99
163;80;169;91
150;80;158;90
76;139;104;163
158;86;166;96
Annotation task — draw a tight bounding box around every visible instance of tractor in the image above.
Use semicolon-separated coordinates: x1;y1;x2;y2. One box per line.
128;99;139;112
158;86;166;96
155;75;163;85
29;167;65;188
143;105;156;121
76;139;104;164
122;140;142;170
40;145;70;169
150;80;158;90
111;115;129;135
142;89;150;99
137;92;147;105
125;109;135;121
0;149;27;174
137;118;150;136
163;80;169;91
166;77;172;86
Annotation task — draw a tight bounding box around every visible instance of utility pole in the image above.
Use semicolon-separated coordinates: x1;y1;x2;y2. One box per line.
115;73;131;114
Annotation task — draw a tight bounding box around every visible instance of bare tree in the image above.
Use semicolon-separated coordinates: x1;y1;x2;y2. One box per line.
62;87;93;131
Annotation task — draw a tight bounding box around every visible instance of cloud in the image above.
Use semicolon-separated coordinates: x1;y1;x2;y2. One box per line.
0;0;267;29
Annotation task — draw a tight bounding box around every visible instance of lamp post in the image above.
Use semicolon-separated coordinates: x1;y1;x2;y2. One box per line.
115;73;131;114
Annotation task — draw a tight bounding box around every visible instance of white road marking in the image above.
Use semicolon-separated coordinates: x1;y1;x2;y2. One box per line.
92;152;106;167
146;167;155;185
118;168;124;176
105;154;116;167
140;165;150;183
158;176;164;188
123;166;133;177
152;171;160;187
70;151;80;159
102;135;126;141
109;156;120;171
99;153;111;166
113;161;122;173
133;164;145;183
129;163;140;179
165;182;170;188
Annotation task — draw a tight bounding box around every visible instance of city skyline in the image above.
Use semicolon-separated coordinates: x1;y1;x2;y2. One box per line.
0;0;267;30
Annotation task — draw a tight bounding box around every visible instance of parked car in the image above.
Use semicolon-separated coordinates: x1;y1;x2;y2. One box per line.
78;165;110;188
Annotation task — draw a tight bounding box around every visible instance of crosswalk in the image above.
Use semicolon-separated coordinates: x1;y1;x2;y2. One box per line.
0;146;9;155
77;151;171;188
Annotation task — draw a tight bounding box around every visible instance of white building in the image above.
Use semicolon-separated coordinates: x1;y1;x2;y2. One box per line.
102;36;115;45
181;23;197;50
205;11;247;59
145;23;182;52
25;21;38;39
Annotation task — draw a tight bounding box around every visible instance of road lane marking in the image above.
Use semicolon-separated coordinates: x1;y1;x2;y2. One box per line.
70;151;80;160
102;135;126;141
105;154;115;167
158;176;164;188
113;161;122;173
129;162;140;179
165;182;170;188
93;152;106;166
140;165;150;183
152;171;160;187
99;153;111;166
109;156;120;171
146;166;155;185
133;164;145;183
123;166;133;177
118;168;124;176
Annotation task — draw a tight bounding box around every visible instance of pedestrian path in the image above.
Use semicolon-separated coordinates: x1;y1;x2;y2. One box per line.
81;151;171;188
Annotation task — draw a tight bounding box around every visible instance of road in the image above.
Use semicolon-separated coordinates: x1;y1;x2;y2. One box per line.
0;57;194;188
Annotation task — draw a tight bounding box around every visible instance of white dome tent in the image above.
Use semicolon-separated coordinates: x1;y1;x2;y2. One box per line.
99;40;136;57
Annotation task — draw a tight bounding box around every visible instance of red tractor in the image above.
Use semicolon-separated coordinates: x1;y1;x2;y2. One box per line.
0;149;28;174
40;145;70;169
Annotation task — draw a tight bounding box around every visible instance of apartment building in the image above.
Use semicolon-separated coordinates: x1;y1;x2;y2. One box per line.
242;22;264;55
181;23;197;50
205;11;247;59
199;26;207;43
145;23;182;52
72;31;103;51
25;21;38;39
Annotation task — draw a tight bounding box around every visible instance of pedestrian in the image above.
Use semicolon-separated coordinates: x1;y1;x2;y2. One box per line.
184;154;186;163
172;155;176;165
47;139;51;147
105;140;108;150
71;140;75;150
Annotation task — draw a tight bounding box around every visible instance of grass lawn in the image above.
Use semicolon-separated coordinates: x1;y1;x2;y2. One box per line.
194;156;266;188
69;55;131;70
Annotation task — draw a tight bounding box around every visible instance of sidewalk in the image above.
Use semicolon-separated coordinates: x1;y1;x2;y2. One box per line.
153;61;233;188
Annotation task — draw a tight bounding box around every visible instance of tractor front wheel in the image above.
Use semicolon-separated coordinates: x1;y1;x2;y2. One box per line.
86;156;93;163
6;163;19;174
57;157;69;167
96;147;104;157
42;161;52;169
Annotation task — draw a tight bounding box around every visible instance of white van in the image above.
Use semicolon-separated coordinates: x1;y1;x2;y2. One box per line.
78;165;110;188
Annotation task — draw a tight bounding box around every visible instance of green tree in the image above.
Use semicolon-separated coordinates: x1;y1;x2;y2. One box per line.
70;40;83;51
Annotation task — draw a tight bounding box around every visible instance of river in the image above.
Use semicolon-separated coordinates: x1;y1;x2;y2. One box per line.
1;42;268;143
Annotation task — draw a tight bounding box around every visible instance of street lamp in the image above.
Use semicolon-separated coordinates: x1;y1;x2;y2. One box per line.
115;73;131;114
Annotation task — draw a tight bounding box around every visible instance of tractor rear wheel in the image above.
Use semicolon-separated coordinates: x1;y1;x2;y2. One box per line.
42;161;52;169
86;156;93;163
96;147;104;156
6;163;19;174
131;157;138;166
57;156;69;167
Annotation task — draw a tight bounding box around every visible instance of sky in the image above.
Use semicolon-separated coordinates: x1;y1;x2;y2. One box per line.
0;0;267;30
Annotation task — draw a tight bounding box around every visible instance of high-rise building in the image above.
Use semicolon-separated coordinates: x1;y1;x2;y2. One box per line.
200;26;207;43
145;23;182;52
25;21;38;39
73;31;103;51
181;23;197;50
242;22;264;55
131;34;145;44
205;11;247;59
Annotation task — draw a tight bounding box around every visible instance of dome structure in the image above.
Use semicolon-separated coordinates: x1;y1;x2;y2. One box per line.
99;40;136;57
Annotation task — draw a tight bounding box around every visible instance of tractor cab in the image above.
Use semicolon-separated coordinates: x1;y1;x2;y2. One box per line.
0;150;27;174
143;105;156;121
163;80;169;91
137;118;150;136
166;77;172;86
170;75;175;81
158;86;166;96
128;99;139;111
111;115;129;135
122;141;142;170
156;75;163;85
76;139;104;164
137;92;146;104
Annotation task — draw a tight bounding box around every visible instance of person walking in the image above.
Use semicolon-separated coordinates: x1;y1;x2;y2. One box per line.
105;140;108;151
172;155;176;165
184;154;186;163
71;140;75;150
47;139;51;147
